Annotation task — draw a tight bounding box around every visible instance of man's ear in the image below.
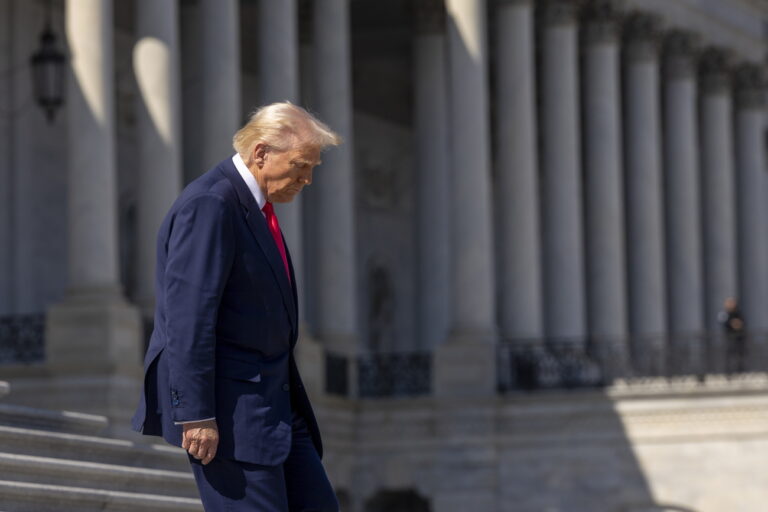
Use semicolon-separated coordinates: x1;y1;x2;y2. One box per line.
253;143;267;167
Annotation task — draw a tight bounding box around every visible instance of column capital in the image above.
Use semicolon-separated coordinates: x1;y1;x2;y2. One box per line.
734;62;767;109
539;0;579;27
623;11;662;62
495;0;533;6
699;47;733;95
623;11;662;61
663;29;700;80
581;0;623;45
415;0;446;35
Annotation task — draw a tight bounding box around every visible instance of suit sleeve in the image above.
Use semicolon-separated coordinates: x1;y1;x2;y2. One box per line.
164;193;235;422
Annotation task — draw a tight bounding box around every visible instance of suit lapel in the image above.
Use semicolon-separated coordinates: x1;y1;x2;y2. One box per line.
283;236;300;346
218;160;297;332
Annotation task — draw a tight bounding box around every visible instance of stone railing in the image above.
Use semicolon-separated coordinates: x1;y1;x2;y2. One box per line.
324;350;432;398
497;332;768;392
0;313;45;365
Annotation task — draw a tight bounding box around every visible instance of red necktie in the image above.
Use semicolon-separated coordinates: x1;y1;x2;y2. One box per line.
262;202;291;283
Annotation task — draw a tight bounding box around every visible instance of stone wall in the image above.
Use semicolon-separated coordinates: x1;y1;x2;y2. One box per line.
310;379;768;512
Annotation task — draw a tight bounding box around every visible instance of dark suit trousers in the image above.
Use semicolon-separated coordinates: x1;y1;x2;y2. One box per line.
188;411;339;512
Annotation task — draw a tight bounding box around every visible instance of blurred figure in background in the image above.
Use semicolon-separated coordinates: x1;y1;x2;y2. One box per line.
719;297;747;374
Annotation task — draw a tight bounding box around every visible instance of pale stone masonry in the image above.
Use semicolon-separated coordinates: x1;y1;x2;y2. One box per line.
134;0;183;318
494;0;543;344
415;0;450;350
662;30;705;344
1;0;768;510
581;0;629;369
434;0;497;399
311;0;358;357
622;11;668;371
45;0;142;434
735;63;768;337
200;0;241;170
699;47;738;335
539;0;587;347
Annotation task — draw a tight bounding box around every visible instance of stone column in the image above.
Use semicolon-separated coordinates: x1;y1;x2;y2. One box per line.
495;0;542;344
734;64;768;340
622;12;666;375
662;31;705;373
298;0;315;109
133;0;182;317
494;0;546;389
44;0;141;428
311;0;358;357
415;0;450;350
298;0;317;325
200;0;240;170
698;48;737;372
434;0;497;398
539;1;587;348
292;1;328;396
258;0;298;104
581;1;628;378
258;0;306;325
0;0;12;315
180;0;203;183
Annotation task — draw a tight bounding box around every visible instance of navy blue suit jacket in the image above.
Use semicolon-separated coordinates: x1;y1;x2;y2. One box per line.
131;157;322;466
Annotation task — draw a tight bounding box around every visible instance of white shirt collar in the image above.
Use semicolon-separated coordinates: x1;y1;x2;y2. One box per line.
232;153;267;211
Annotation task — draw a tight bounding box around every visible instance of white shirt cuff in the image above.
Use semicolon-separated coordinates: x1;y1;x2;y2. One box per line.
174;417;216;425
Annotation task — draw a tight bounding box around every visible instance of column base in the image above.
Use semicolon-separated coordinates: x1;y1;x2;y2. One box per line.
45;287;143;376
434;330;497;398
17;287;145;434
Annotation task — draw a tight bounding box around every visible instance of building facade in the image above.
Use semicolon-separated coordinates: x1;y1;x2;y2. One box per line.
1;0;768;510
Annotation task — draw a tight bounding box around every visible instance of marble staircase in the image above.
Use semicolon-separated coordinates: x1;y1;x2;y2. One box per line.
0;381;203;511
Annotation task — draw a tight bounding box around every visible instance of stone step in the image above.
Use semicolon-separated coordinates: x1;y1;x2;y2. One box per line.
0;402;108;435
0;452;199;499
0;479;203;512
0;425;190;472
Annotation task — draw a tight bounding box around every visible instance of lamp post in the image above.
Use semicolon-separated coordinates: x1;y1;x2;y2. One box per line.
30;12;65;123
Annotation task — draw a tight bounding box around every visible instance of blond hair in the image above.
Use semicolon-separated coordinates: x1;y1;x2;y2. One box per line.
232;102;341;160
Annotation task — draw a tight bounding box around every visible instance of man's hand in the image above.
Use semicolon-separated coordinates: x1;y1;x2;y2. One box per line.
182;419;219;465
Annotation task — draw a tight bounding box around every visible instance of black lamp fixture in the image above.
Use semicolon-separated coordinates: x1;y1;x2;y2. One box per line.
30;1;65;123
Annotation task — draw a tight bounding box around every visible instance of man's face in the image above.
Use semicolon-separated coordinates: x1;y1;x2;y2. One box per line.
250;142;322;203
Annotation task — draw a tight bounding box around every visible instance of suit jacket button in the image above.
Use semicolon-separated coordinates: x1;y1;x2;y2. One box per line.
282;383;290;391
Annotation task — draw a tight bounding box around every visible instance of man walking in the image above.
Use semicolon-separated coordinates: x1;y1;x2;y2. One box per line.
132;102;341;511
719;296;747;374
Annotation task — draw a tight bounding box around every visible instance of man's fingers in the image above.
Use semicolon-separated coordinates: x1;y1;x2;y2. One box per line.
182;425;219;461
181;432;192;450
188;439;216;459
199;437;218;464
187;439;201;458
201;450;216;465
